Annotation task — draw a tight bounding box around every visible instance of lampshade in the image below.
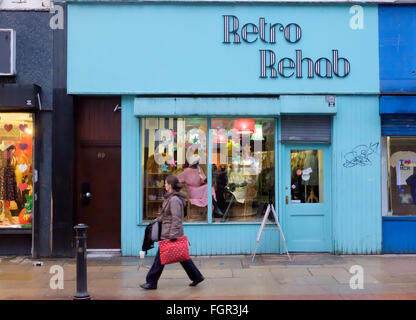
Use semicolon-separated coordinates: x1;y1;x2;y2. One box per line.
234;119;255;134
212;130;228;143
251;124;264;140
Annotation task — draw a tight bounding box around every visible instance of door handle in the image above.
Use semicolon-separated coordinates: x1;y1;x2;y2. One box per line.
285;196;289;204
81;182;91;205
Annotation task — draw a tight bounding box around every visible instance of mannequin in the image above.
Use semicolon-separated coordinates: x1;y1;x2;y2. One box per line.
178;160;223;217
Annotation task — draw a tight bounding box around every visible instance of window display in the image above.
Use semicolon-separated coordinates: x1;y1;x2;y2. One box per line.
290;149;323;203
387;137;416;215
142;118;208;221
0;113;34;228
211;118;275;222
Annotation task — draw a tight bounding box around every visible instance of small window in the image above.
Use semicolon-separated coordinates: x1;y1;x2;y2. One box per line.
290;149;324;203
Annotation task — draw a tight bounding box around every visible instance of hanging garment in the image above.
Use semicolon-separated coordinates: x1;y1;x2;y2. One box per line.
390;151;416;186
1;154;18;202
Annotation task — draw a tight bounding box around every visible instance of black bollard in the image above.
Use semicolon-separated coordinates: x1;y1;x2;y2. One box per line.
74;224;91;300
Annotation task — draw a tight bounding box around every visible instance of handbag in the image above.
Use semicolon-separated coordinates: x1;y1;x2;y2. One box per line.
150;220;161;242
158;236;191;265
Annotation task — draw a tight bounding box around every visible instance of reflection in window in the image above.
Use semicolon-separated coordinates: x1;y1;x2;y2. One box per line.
142;118;208;222
387;137;416;216
211;118;275;222
290;150;323;203
0;113;34;229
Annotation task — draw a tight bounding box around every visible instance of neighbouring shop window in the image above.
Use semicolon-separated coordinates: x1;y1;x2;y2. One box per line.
387;137;416;216
290;150;323;203
0;113;34;229
211;118;275;222
142;118;208;222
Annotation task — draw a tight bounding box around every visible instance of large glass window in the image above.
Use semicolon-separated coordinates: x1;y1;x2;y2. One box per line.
387;137;416;216
0;113;34;229
142;117;276;223
211;118;275;222
142;118;208;221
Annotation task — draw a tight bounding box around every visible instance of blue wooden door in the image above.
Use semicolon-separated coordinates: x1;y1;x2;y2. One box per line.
282;144;332;252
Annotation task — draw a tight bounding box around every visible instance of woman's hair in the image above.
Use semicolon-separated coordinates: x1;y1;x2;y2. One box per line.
6;145;16;151
166;175;183;192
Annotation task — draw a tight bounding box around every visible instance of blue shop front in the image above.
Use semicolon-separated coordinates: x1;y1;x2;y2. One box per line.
67;2;381;256
379;5;416;253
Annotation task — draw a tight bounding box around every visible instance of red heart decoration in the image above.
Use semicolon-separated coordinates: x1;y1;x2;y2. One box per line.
4;124;13;132
18;183;28;191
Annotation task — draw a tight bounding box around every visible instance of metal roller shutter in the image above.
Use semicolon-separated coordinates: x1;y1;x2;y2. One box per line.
381;115;416;136
281;115;332;143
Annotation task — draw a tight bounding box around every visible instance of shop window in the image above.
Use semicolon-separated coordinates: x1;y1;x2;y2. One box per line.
387;137;416;216
0;113;34;229
211;118;275;222
290;150;324;203
142;118;208;222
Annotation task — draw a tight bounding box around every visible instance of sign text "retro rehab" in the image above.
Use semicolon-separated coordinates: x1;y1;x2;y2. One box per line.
222;15;351;79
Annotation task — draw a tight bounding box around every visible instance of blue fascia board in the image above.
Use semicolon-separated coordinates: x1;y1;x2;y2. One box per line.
134;96;337;116
380;96;416;114
383;216;416;221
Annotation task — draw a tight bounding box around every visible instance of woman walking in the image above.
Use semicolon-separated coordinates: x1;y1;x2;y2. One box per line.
140;175;205;290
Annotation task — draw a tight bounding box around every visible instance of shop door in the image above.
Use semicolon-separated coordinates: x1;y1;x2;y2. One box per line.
282;144;331;252
75;97;121;249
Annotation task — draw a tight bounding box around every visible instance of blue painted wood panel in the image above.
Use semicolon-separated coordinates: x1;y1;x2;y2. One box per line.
383;217;416;253
332;96;381;254
379;5;416;93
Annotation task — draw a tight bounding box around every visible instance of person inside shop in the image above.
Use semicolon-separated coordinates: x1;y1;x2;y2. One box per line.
213;164;228;212
140;175;205;290
177;158;224;218
406;167;416;205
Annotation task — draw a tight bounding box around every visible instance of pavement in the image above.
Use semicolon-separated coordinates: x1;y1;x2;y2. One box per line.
1;253;416;300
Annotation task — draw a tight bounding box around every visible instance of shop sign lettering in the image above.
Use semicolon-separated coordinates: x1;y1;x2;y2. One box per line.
223;15;351;79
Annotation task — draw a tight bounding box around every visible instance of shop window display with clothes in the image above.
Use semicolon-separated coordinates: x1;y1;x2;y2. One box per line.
0;113;34;228
387;137;416;216
141;117;275;223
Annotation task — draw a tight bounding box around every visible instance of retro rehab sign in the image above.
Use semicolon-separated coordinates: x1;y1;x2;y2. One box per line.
223;15;350;79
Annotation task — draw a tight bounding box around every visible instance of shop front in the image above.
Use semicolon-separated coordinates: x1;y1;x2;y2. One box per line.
379;5;416;253
67;2;381;255
0;7;54;257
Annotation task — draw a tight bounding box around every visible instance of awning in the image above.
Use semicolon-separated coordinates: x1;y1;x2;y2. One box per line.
0;84;41;110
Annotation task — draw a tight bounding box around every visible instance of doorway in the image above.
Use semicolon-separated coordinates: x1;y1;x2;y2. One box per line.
282;144;332;252
75;96;121;249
